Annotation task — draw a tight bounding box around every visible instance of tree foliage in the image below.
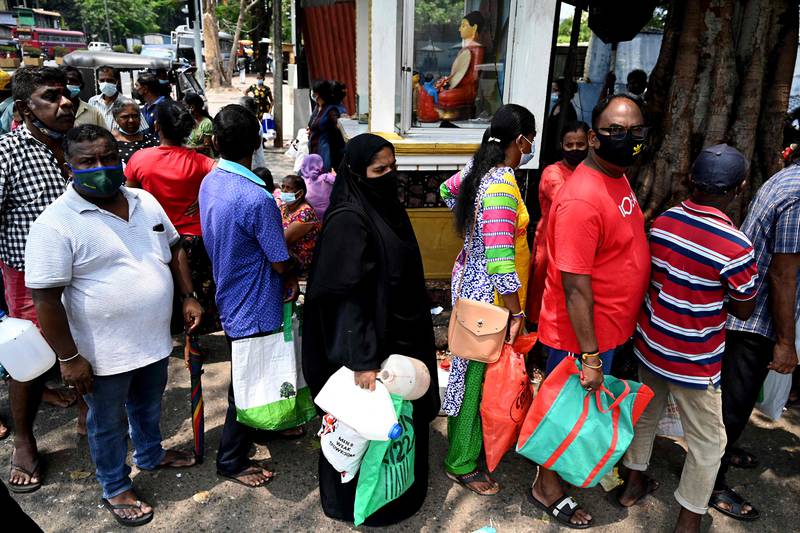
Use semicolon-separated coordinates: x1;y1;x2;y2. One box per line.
40;0;184;43
414;0;462;26
557;11;591;45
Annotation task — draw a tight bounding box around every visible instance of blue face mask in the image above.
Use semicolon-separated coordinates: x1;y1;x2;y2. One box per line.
257;79;264;86
280;191;298;204
519;135;536;167
99;82;118;97
67;85;81;98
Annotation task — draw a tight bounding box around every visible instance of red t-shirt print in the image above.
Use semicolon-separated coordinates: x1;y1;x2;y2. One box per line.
538;163;651;353
124;146;216;236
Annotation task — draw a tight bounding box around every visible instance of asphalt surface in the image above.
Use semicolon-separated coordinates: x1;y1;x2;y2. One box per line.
1;331;798;532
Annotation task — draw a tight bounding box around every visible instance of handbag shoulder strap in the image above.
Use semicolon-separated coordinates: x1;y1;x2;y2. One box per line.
454;191;482;299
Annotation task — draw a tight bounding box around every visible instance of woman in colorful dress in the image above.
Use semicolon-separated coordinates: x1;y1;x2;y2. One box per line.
280;174;321;276
526;120;589;324
440;104;535;495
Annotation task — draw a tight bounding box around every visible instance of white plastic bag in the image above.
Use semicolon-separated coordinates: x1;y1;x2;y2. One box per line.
755;370;792;420
656;393;684;438
318;414;369;483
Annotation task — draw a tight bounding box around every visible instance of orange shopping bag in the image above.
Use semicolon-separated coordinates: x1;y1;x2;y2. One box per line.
480;333;537;472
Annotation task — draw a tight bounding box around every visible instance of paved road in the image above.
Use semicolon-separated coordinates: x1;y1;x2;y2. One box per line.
1;331;798;532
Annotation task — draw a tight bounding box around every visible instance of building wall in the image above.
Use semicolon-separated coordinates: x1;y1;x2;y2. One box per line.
301;1;357;114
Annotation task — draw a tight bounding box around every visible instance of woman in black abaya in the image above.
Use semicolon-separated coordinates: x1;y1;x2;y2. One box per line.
302;134;439;526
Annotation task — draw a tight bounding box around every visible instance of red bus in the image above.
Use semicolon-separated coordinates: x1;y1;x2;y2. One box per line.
13;27;86;59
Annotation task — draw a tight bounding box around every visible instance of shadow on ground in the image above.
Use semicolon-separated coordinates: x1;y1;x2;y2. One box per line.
0;333;797;532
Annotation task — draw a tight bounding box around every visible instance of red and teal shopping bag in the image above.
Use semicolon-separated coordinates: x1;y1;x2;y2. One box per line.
516;355;653;488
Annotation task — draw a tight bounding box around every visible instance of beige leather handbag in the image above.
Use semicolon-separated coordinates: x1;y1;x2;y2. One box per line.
447;196;509;363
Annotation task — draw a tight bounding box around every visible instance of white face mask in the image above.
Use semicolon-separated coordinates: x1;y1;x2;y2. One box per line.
99;82;118;97
519;135;536;167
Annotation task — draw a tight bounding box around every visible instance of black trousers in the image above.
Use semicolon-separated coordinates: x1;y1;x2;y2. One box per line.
715;329;774;490
216;381;256;476
0;480;43;532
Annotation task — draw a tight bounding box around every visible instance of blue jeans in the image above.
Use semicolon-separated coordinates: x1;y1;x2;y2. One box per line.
83;357;169;499
543;345;618;375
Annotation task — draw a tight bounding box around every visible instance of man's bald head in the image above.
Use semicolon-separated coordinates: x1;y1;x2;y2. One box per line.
591;94;645;131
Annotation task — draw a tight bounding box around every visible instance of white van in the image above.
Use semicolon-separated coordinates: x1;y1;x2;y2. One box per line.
88;42;112;51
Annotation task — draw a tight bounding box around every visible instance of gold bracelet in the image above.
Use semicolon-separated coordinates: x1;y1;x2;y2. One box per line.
582;359;603;370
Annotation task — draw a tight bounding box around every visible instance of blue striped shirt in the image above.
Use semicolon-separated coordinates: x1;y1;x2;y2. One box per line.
727;164;800;339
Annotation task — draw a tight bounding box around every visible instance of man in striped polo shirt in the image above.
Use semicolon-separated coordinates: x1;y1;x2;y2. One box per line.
618;144;759;532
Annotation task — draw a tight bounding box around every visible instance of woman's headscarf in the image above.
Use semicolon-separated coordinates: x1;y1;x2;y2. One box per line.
300;153;324;181
329;133;409;233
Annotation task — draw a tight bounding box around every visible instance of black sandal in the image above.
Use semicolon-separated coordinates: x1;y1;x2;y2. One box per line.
728;447;759;469
217;464;275;488
8;460;42;494
101;498;154;527
528;490;592;529
445;469;500;496
709;488;760;521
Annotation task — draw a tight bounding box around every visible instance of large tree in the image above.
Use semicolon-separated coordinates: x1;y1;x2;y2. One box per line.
203;0;229;88
635;0;799;222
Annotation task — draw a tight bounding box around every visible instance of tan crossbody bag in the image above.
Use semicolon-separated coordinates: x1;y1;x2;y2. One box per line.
447;194;510;363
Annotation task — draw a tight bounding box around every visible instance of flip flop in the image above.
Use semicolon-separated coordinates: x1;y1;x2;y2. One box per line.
446;470;500;496
613;475;660;508
8;459;42;494
149;450;196;470
217;464;275;488
527;489;592;529
101;498;154;527
709;488;760;521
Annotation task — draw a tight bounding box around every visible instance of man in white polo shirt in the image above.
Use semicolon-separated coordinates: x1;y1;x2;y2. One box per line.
24;125;203;527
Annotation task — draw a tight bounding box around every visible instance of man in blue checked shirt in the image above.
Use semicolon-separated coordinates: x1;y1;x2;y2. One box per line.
709;160;800;520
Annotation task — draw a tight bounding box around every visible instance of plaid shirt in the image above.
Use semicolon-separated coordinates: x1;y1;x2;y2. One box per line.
727;164;800;339
0;125;68;270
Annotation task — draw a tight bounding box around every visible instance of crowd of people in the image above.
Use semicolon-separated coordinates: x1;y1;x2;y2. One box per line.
0;64;797;532
0;66;332;527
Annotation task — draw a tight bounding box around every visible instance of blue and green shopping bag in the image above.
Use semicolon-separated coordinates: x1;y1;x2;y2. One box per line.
353;395;415;526
516;355;653;488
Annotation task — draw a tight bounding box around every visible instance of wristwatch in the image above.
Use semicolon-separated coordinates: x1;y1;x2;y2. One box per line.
181;291;199;302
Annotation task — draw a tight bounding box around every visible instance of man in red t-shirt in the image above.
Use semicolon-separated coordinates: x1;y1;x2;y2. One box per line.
531;95;651;529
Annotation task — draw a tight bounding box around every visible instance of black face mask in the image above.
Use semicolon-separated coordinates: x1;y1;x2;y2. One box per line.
130;89;144;104
562;148;588;167
594;130;646;168
360;169;398;198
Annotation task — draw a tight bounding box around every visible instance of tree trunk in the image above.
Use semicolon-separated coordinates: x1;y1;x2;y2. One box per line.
203;0;229;88
225;0;260;84
635;0;798;224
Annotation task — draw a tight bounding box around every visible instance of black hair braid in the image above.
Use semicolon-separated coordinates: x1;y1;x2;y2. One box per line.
453;104;535;236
